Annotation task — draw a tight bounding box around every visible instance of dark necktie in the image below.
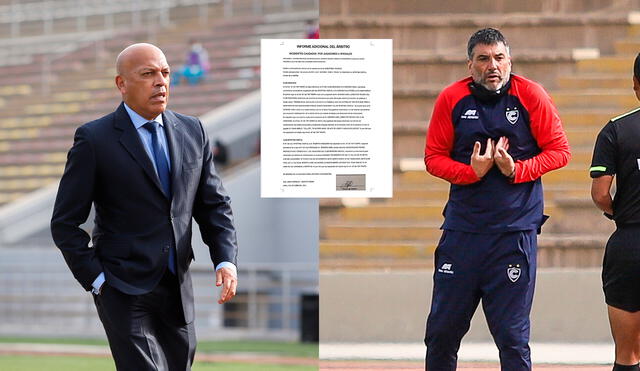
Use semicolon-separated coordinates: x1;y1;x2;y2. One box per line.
143;121;172;198
143;121;176;274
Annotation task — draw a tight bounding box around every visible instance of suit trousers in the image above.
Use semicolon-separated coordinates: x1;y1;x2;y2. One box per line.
425;230;537;371
93;270;196;371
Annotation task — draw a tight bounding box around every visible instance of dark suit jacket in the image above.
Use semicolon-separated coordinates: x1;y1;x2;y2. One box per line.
51;102;238;323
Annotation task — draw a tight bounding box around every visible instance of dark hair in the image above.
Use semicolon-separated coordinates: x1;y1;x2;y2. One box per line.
467;28;509;59
635;53;640;80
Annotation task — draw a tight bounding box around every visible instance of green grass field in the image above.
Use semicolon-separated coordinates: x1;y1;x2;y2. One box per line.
0;337;318;370
0;355;317;371
0;337;317;358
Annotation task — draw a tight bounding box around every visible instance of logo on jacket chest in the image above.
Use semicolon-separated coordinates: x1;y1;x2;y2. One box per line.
461;109;479;120
438;262;454;275
505;107;519;125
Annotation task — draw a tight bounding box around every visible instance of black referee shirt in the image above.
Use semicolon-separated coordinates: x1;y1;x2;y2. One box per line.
591;107;640;225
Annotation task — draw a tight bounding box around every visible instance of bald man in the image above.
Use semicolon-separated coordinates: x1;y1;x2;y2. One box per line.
51;43;239;370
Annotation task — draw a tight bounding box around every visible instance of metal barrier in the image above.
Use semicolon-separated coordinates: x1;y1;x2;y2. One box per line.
0;0;217;35
0;0;318;37
0;247;316;340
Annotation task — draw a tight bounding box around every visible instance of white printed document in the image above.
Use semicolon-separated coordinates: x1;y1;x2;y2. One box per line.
261;39;392;198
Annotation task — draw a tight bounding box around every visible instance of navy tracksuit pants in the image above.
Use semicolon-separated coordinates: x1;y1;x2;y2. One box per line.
425;229;537;371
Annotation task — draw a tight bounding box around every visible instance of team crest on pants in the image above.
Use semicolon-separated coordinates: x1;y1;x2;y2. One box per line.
506;108;519;125
507;264;521;282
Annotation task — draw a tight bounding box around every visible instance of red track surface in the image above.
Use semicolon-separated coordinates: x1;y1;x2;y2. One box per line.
320;360;610;370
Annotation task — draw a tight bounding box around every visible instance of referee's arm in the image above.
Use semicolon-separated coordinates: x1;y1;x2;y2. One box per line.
590;121;617;218
591;175;614;216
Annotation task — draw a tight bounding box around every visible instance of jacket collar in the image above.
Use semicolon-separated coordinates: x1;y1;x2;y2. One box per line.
113;102;183;204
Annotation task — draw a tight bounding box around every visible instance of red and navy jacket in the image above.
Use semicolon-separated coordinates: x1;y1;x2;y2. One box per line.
424;74;570;233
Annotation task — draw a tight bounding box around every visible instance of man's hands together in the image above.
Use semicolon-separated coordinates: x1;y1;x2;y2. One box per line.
471;138;494;178
471;136;515;179
216;266;237;304
494;136;515;178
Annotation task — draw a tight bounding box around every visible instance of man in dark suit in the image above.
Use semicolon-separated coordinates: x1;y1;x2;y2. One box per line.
51;43;238;370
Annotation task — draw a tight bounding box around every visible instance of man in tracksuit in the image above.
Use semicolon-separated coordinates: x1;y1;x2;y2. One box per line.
423;28;571;370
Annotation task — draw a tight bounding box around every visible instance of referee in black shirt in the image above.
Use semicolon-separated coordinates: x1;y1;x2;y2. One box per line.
591;53;640;371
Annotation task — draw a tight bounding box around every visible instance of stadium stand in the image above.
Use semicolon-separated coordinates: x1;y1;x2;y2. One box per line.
0;0;319;340
319;0;640;270
0;0;315;207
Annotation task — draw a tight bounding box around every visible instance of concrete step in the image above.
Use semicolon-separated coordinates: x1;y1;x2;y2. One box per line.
320;13;629;54
0;139;72;156
0;177;58;192
393;87;437;122
627;24;640;37
393;131;426;159
551;89;637;109
324;222;442;241
393;51;574;89
569;149;594;164
340;203;445;221
319;234;606;269
0;152;66;166
320;240;435;259
537;234;607;267
338;202;558;222
321;0;634;16
391;184;591;202
391;186;448;202
577;56;635;74
566;127;600;146
557;74;631;89
614;38;640;55
324;218;602;246
559;110;617;128
319;258;433;271
0;164;64;178
544;197;617;235
542;168;590;184
393;120;425;134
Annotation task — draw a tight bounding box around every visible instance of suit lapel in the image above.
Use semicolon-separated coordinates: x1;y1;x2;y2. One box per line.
163;110;184;208
113;103;165;196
